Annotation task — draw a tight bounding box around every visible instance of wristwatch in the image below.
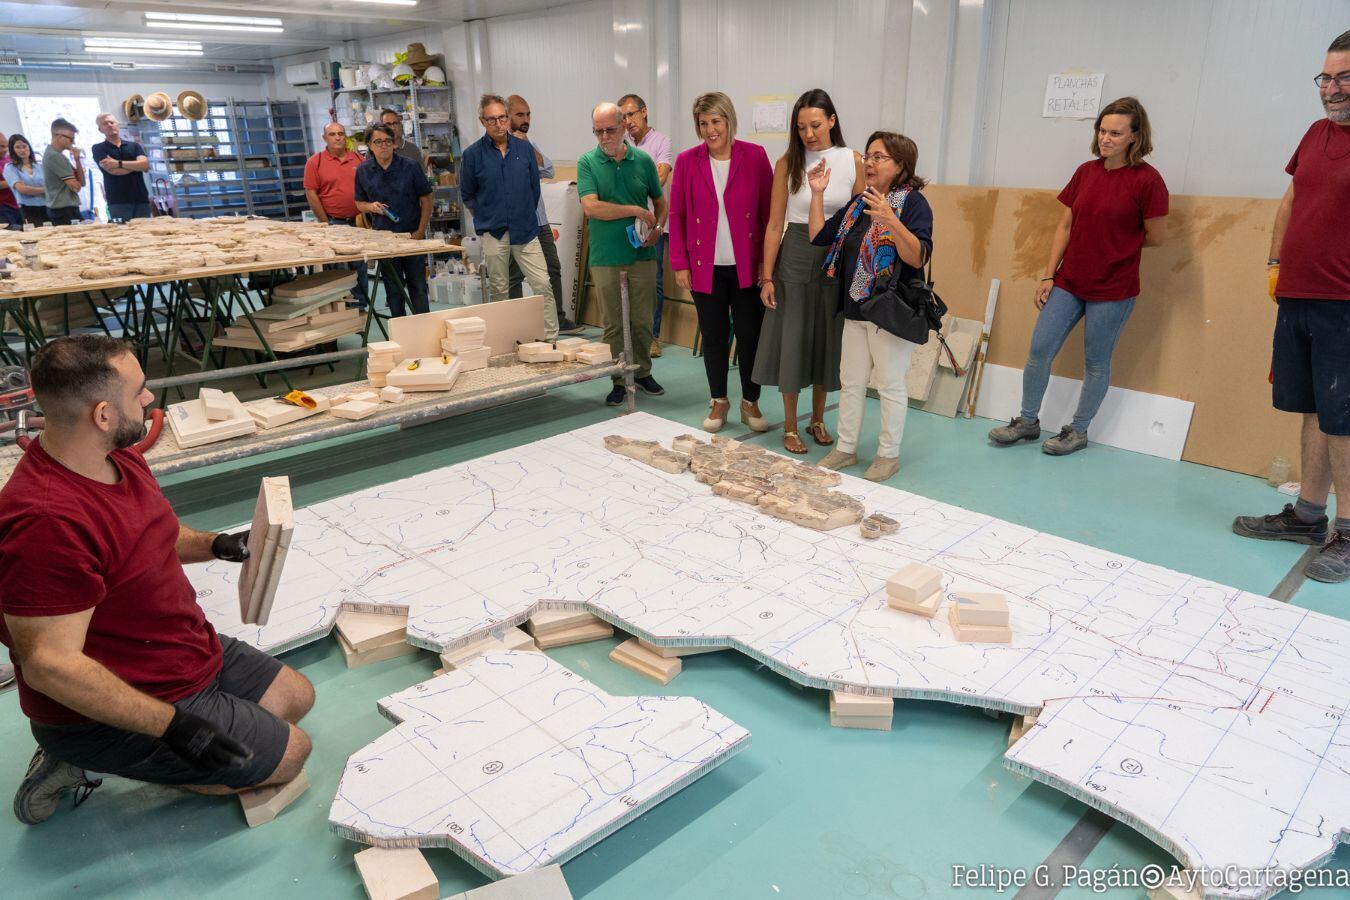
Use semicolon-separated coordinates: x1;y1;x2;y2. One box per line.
117;159;123;170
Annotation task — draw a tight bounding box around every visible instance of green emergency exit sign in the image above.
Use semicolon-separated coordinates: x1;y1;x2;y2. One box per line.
0;74;28;91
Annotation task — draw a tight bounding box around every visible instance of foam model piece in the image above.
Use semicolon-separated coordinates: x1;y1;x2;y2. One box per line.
167;395;257;449
246;395;331;430
189;414;1350;896
439;626;537;670
516;342;564;363
329;650;751;879
237;476;293;626
239;769;310;827
444;864;573;900
454;346;492;371
353;846;437;900
384;356;462;392
200;387;234;421
829;690;893;731
609;638;681;685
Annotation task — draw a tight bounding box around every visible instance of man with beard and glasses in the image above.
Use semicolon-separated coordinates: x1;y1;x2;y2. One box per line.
1233;30;1350;583
0;336;315;825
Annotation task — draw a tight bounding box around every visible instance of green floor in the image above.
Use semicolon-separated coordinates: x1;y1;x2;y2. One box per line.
2;340;1346;899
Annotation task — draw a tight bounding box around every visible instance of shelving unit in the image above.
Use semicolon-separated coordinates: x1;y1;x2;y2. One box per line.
141;99;312;220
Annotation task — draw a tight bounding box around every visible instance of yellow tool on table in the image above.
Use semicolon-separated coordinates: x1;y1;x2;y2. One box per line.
407;360;420;371
276;390;317;410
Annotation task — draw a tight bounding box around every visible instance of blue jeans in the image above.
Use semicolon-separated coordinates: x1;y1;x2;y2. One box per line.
380;254;429;317
0;205;21;230
108;201;152;222
1020;286;1136;433
651;233;667;337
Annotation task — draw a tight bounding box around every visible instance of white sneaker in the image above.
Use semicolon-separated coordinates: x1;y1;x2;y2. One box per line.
819;449;858;470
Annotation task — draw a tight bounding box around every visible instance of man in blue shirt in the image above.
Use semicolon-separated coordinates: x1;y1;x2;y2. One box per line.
354;124;433;317
92;113;150;222
460;94;559;340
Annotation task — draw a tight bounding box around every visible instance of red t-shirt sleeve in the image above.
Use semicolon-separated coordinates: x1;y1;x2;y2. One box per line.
1057;163;1086;209
302;153;320;192
0;515;106;617
1140;167;1169;219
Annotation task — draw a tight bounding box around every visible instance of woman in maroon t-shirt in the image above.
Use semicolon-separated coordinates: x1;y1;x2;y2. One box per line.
989;97;1169;455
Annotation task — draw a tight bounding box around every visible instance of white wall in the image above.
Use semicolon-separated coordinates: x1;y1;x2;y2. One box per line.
978;0;1347;196
329;0;1343;199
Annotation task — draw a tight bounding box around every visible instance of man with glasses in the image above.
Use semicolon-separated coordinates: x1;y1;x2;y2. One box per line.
379;109;423;168
618;94;673;357
304;122;369;309
354;124;433;317
43;119;85;227
578;102;667;406
505;94;584;335
1234;30;1350;582
92;113;150;222
460;94;559;340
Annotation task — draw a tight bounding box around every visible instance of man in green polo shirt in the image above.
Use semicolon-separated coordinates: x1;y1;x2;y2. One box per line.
578;102;668;406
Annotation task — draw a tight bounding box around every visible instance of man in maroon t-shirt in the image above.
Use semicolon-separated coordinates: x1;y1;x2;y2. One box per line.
0;336;314;825
1233;30;1350;582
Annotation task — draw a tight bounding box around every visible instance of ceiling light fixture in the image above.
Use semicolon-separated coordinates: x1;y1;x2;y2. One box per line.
84;37;204;57
144;12;284;33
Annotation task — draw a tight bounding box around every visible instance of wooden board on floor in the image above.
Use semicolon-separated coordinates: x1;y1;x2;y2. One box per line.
239;769;309;827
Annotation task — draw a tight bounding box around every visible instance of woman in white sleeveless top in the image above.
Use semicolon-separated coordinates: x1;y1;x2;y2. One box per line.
753;89;863;455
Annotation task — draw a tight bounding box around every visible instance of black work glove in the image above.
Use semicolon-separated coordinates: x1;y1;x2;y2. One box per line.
211;530;250;562
161;708;253;770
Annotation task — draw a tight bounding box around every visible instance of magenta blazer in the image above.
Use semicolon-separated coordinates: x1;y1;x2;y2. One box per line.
667;140;773;294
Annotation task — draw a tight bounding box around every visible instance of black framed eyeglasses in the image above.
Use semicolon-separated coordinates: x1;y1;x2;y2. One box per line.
1314;72;1350;89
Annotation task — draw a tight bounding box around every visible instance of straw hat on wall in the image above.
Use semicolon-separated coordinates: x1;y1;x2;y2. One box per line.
122;93;144;124
177;90;207;121
145;92;174;121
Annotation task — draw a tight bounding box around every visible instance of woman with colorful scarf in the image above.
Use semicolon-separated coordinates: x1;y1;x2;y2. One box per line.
808;131;933;482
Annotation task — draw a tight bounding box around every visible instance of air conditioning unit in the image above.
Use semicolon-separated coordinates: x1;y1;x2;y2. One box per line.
285;60;328;87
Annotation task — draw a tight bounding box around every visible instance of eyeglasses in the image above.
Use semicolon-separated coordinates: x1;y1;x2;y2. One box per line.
593;125;623;137
369;138;394;147
1314;72;1350;89
621;110;644;120
863;153;894;164
481;115;509;125
55;132;76;141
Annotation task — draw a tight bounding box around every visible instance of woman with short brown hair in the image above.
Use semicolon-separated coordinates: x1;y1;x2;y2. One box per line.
988;97;1168;456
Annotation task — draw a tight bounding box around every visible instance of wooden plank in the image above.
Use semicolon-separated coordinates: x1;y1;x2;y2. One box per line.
389;296;547;360
353;846;438;900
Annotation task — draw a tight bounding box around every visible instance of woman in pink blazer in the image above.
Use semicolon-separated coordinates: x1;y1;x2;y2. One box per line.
668;91;774;433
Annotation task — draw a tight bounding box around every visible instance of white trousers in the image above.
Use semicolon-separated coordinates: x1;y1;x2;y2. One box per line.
481;233;559;339
837;319;917;458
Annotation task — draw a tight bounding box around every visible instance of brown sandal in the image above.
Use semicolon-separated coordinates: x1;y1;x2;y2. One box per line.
783;431;808;455
806;421;834;446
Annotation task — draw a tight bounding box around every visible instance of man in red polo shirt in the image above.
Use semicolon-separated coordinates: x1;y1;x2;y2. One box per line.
1234;30;1350;582
304;121;369;308
0;336;314;825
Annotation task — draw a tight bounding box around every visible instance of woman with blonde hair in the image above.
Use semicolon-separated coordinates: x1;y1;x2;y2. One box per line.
810;131;933;482
988;96;1168;456
754;89;864;454
667;91;774;433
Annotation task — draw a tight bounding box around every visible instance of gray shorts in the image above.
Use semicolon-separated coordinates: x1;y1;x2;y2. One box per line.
32;635;289;790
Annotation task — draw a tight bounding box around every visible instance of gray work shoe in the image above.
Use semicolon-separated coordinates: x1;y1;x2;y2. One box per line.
13;748;101;825
863;456;900;482
1232;503;1329;545
819;449;858;470
1042;426;1088;456
0;664;13;690
988;417;1041;445
1305;532;1350;583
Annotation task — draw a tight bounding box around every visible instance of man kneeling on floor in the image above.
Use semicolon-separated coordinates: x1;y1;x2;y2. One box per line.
0;335;314;825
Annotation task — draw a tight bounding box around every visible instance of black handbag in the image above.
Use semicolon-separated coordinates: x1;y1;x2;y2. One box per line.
858;256;965;374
